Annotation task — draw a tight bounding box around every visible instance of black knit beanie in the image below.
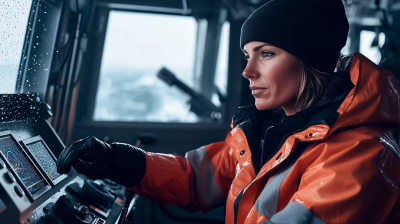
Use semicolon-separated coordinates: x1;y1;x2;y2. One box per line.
240;0;349;72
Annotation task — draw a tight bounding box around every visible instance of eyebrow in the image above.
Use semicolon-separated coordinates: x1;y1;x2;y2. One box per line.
243;43;272;54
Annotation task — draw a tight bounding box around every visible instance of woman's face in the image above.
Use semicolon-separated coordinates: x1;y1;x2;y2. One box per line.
243;41;301;115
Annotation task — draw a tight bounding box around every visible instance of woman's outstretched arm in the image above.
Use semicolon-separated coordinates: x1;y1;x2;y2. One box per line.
133;141;237;213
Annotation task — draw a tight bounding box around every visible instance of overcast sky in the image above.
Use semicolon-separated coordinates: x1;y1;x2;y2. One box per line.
101;11;197;72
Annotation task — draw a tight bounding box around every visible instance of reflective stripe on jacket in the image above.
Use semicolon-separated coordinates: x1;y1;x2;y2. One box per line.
133;53;400;224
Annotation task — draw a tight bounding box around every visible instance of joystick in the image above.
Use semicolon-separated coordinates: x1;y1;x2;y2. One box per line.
82;179;115;209
103;179;122;191
37;195;94;224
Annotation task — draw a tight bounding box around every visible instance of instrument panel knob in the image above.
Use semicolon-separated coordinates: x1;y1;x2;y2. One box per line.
4;172;15;184
14;185;24;197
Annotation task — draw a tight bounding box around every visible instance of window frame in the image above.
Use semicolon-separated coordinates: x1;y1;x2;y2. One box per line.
70;2;248;158
74;5;237;127
16;0;67;99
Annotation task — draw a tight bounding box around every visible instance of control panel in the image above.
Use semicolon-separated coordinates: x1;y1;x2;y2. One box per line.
0;94;127;224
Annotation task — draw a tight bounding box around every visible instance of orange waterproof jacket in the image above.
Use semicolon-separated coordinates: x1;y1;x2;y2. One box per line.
133;53;400;224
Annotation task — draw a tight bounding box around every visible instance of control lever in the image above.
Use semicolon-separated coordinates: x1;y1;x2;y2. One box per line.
38;195;94;224
117;134;158;224
117;188;135;224
82;179;115;209
157;67;220;119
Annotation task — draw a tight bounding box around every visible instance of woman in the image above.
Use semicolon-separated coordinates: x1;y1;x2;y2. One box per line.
57;0;400;223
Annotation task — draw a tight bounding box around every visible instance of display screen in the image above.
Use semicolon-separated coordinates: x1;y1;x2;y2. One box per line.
26;141;61;181
0;135;48;195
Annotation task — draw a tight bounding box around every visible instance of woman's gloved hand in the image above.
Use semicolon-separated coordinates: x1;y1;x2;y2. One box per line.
56;136;146;187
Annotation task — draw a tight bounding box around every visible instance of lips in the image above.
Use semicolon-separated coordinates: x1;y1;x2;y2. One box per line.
250;86;267;96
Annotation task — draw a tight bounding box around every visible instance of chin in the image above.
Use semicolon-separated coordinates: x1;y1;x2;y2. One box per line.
255;100;275;111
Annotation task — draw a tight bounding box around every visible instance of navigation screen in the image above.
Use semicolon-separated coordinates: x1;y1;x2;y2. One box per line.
26;141;61;181
0;135;48;195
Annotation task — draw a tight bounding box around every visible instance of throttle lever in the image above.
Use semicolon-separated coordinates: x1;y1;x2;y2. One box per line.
117;188;135;224
117;133;156;223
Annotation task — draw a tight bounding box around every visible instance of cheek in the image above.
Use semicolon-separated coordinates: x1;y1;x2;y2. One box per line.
273;66;299;97
257;58;300;109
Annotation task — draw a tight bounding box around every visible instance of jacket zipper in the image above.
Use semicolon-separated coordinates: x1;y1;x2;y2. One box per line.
260;126;274;151
235;125;304;224
260;125;274;165
264;127;304;163
234;123;323;222
235;119;326;224
234;177;256;224
249;127;305;192
260;115;285;161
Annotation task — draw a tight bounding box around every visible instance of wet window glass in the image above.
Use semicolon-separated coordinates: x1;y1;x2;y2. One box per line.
94;11;228;123
0;0;32;93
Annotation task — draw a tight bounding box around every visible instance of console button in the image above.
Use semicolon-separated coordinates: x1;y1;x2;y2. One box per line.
14;185;24;197
0;159;5;169
4;172;15;183
43;202;54;214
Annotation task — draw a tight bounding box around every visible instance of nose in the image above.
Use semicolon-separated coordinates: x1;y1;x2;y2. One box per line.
242;59;259;80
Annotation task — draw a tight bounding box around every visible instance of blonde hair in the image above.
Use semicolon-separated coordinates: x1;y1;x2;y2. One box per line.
295;60;332;112
294;55;353;112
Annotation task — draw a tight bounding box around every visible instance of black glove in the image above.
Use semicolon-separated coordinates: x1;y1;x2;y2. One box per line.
57;136;146;187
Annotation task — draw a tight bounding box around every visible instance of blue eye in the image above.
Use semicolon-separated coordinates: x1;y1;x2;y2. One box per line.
261;51;274;58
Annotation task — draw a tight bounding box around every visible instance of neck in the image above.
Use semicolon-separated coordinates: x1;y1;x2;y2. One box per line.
282;101;297;116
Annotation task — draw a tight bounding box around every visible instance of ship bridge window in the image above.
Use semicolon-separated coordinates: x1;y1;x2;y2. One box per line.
93;10;229;123
359;30;385;64
0;0;32;94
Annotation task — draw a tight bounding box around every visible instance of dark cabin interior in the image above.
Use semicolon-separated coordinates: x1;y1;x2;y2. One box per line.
0;0;400;223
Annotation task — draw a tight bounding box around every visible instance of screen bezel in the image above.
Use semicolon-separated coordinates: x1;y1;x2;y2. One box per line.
21;135;67;186
0;130;51;201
